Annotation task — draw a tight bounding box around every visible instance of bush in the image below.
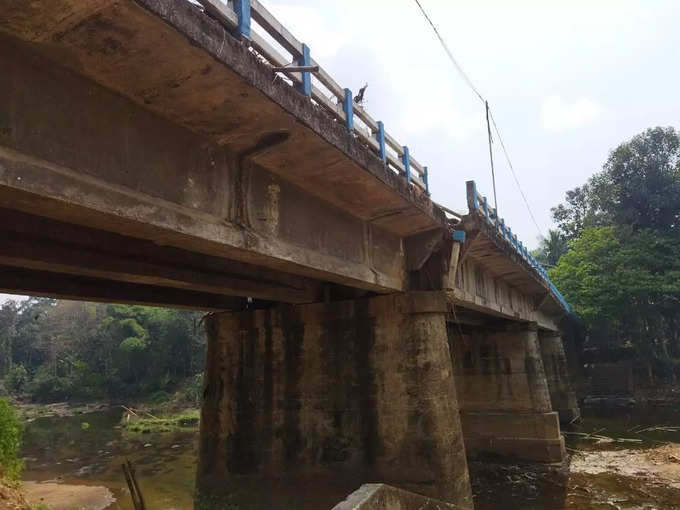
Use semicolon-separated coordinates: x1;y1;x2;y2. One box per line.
27;366;71;402
69;361;105;400
4;365;29;394
181;372;204;407
0;398;22;480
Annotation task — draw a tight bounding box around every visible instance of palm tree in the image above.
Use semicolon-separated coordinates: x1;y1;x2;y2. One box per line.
533;230;568;268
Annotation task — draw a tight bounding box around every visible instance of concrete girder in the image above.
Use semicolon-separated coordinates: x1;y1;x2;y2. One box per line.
0;33;407;300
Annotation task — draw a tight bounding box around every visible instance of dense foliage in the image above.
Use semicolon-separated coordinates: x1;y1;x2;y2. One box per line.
0;299;205;401
0;399;22;480
549;127;680;383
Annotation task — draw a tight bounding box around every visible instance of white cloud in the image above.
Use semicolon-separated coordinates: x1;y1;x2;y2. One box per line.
540;95;603;131
261;4;346;59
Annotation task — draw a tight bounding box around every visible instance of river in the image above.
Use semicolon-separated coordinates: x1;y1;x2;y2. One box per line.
20;406;680;509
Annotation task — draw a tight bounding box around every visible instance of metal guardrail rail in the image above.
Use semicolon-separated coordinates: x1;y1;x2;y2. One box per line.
200;0;430;194
466;180;571;313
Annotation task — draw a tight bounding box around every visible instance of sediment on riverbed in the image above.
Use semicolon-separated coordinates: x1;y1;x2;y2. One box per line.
0;480;29;510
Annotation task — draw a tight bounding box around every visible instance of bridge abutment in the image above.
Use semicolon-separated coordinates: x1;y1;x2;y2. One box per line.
197;291;473;509
450;322;565;463
538;331;580;424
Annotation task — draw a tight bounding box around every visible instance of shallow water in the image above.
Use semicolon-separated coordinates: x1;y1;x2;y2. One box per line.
20;406;680;509
22;408;198;510
473;407;680;510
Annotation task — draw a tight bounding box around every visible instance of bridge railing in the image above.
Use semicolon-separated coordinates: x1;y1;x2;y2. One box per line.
465;181;571;313
200;0;430;194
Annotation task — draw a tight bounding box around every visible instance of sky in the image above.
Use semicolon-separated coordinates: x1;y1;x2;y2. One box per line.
1;0;679;304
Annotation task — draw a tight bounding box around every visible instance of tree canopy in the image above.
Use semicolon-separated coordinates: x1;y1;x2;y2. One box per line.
551;127;680;240
549;126;680;382
0;299;205;402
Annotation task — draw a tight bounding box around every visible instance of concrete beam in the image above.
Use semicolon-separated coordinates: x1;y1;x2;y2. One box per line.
0;34;405;294
0;266;245;311
0;0;444;236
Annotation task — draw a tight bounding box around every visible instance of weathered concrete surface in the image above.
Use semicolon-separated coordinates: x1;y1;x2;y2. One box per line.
449;323;565;463
0;0;457;308
0;0;568;329
197;292;472;509
451;215;566;330
0;0;442;233
330;484;459;510
0;30;421;302
538;331;580;424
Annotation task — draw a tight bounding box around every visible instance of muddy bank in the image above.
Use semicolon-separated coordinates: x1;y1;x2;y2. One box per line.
470;449;680;510
23;482;115;510
0;481;29;510
571;443;680;489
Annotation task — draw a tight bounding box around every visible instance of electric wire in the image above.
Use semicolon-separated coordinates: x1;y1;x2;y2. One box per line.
485;100;498;213
488;111;544;238
412;0;545;239
412;0;484;103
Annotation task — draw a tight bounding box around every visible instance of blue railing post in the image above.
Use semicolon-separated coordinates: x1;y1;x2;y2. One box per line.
482;196;489;223
376;121;386;162
500;218;506;238
295;43;311;96
343;88;353;131
402;146;411;184
234;0;251;38
423;166;430;196
467;181;478;212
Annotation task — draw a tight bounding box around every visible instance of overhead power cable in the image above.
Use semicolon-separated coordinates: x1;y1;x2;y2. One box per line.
484;101;498;213
412;0;484;103
411;0;544;239
488;111;544;238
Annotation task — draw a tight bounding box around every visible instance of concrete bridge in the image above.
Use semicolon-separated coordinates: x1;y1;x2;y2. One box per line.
0;0;578;507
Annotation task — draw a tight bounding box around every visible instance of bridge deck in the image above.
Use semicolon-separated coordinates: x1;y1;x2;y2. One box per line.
0;0;568;325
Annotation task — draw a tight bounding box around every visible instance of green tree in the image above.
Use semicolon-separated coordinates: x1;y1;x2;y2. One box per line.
1;298;205;401
594;127;680;235
552;126;680;240
551;226;680;381
0;302;18;376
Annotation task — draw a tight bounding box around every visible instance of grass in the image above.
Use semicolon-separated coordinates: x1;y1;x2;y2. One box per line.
121;409;200;434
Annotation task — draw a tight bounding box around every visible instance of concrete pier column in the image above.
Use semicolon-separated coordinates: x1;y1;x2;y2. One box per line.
449;322;565;463
538;331;580;424
196;291;472;509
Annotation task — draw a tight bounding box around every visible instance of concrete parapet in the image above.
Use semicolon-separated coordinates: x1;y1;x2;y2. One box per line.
331;483;461;510
197;291;472;509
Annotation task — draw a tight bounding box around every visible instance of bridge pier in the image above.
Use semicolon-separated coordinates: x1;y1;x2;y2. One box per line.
538;331;580;424
196;291;473;509
450;322;565;463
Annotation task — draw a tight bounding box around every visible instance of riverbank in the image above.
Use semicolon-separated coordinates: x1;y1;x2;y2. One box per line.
11;402;680;509
0;480;29;510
